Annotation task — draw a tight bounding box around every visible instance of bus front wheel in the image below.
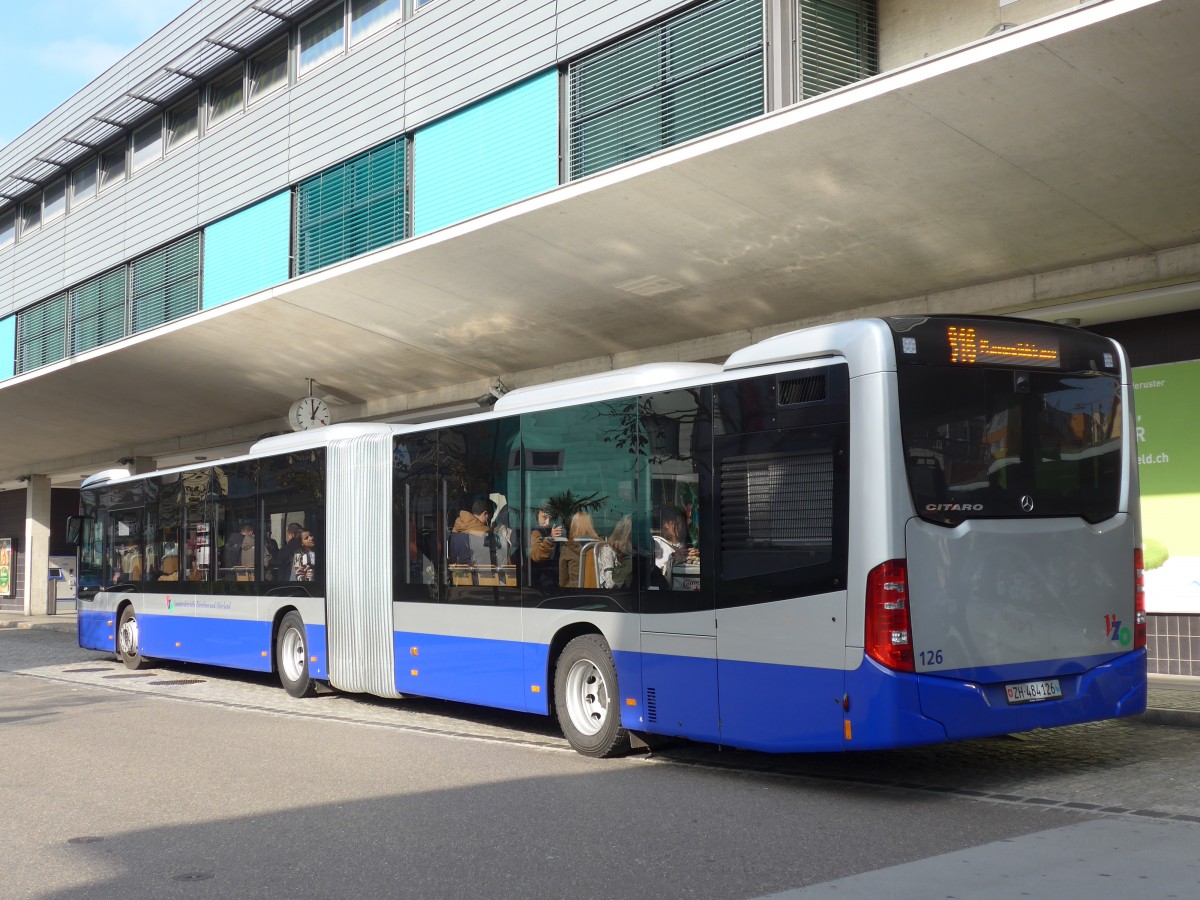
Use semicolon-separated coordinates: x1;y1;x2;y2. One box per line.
276;611;314;698
116;606;149;670
554;634;631;758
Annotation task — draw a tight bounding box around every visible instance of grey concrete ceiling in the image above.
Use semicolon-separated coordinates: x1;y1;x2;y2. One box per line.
4;0;1199;484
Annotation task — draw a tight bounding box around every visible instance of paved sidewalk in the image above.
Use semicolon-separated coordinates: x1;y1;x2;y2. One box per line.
2;611;1197;727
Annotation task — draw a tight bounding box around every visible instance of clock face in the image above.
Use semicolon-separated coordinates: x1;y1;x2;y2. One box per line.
289;396;332;431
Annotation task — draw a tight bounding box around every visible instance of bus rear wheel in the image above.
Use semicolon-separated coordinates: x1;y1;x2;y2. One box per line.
554;634;631;758
116;605;149;670
276;611;314;698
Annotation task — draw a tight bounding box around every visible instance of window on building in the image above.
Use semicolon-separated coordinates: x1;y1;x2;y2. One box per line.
19;196;41;237
567;0;766;180
99;142;127;192
797;0;878;99
16;294;67;373
130;233;201;333
167;95;199;151
70;158;98;208
68;268;127;355
249;39;289;102
208;65;245;127
132;118;164;171
0;208;14;249
295;136;407;275
43;178;67;223
299;3;347;76
351;0;401;43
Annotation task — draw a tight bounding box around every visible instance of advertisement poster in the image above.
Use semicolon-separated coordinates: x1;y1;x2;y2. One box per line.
1133;359;1200;613
0;537;11;598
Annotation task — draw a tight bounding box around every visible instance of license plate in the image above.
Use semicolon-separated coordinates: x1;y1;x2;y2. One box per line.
1005;678;1062;705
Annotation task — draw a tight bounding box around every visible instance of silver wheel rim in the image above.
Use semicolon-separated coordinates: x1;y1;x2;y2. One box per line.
565;657;609;737
280;626;306;683
118;614;139;659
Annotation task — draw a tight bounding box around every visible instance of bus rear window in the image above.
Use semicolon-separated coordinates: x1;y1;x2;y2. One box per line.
898;366;1123;525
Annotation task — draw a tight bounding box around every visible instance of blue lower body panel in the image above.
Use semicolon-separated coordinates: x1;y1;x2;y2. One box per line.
716;658;846;752
138;613;274;672
396;630;526;713
78;608;115;652
640;651;721;744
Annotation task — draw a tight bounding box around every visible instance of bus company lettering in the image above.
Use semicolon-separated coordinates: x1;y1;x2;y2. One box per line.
925;503;984;512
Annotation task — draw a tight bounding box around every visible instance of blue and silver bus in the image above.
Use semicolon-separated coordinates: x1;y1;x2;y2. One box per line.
73;315;1146;756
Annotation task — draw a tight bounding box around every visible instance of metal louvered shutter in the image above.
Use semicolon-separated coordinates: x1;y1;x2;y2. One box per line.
798;0;878;100
721;448;834;552
16;294;67;373
295;136;408;275
130;233;201;333
568;0;765;181
69;268;127;355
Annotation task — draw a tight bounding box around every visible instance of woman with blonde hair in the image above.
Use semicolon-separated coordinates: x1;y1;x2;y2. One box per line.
558;510;600;588
598;515;633;590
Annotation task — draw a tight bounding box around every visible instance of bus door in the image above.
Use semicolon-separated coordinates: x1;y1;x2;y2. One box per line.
637;388;720;744
105;508;145;589
712;366;850;751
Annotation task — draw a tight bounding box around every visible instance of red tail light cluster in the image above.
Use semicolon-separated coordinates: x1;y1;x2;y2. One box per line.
1134;547;1146;650
865;559;914;672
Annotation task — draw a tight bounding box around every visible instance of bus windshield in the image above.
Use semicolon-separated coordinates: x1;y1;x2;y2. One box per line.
898;366;1123;526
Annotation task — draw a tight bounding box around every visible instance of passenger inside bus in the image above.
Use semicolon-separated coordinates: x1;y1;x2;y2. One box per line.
292;530;318;582
275;523;303;581
451;496;495;565
528;506;562;590
597;515;633;590
559;511;600;588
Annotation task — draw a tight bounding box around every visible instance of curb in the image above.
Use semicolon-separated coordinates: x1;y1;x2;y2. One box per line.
1139;708;1200;729
0;619;78;636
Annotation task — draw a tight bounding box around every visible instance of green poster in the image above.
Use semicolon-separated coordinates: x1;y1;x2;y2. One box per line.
1133;359;1200;613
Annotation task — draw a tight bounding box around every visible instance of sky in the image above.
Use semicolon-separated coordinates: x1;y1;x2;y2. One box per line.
0;0;197;148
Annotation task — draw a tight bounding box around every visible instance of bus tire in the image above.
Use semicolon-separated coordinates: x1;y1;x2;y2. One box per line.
276;611;314;698
554;633;631;758
116;605;150;670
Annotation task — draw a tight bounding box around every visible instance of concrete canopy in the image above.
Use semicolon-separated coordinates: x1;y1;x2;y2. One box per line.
4;0;1199;485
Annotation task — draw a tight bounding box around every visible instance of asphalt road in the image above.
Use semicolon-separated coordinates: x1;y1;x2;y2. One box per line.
2;629;1197;899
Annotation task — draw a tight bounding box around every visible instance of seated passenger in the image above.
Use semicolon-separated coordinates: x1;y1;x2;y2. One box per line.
452;497;495;566
653;507;687;581
274;523;303;582
559;511;600;588
292;530;318;582
597;515;634;590
527;506;562;591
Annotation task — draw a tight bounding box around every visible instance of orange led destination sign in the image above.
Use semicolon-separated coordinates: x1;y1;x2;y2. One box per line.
946;325;1060;367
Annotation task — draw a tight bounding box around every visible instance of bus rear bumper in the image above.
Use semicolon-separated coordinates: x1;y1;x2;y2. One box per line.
916;649;1147;741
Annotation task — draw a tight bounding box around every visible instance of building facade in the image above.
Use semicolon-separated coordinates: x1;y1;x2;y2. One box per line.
0;0;1197;676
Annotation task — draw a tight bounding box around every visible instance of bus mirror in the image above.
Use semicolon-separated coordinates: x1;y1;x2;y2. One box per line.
65;515;91;547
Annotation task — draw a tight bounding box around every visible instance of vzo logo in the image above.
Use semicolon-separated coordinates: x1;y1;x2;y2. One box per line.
1105;613;1132;646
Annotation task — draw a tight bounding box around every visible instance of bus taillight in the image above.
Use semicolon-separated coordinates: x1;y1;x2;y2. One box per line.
1134;548;1146;650
865;559;914;672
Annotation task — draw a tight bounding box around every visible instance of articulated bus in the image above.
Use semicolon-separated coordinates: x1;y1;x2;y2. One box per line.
73;315;1146;756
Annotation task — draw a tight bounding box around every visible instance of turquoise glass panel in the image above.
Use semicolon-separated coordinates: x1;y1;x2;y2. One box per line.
414;69;559;236
203;191;292;309
0;315;15;380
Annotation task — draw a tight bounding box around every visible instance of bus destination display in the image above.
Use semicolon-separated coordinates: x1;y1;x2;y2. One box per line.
945;324;1060;367
891;317;1073;369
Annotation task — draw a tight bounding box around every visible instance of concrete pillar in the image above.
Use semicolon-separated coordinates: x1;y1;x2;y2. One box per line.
22;475;51;616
